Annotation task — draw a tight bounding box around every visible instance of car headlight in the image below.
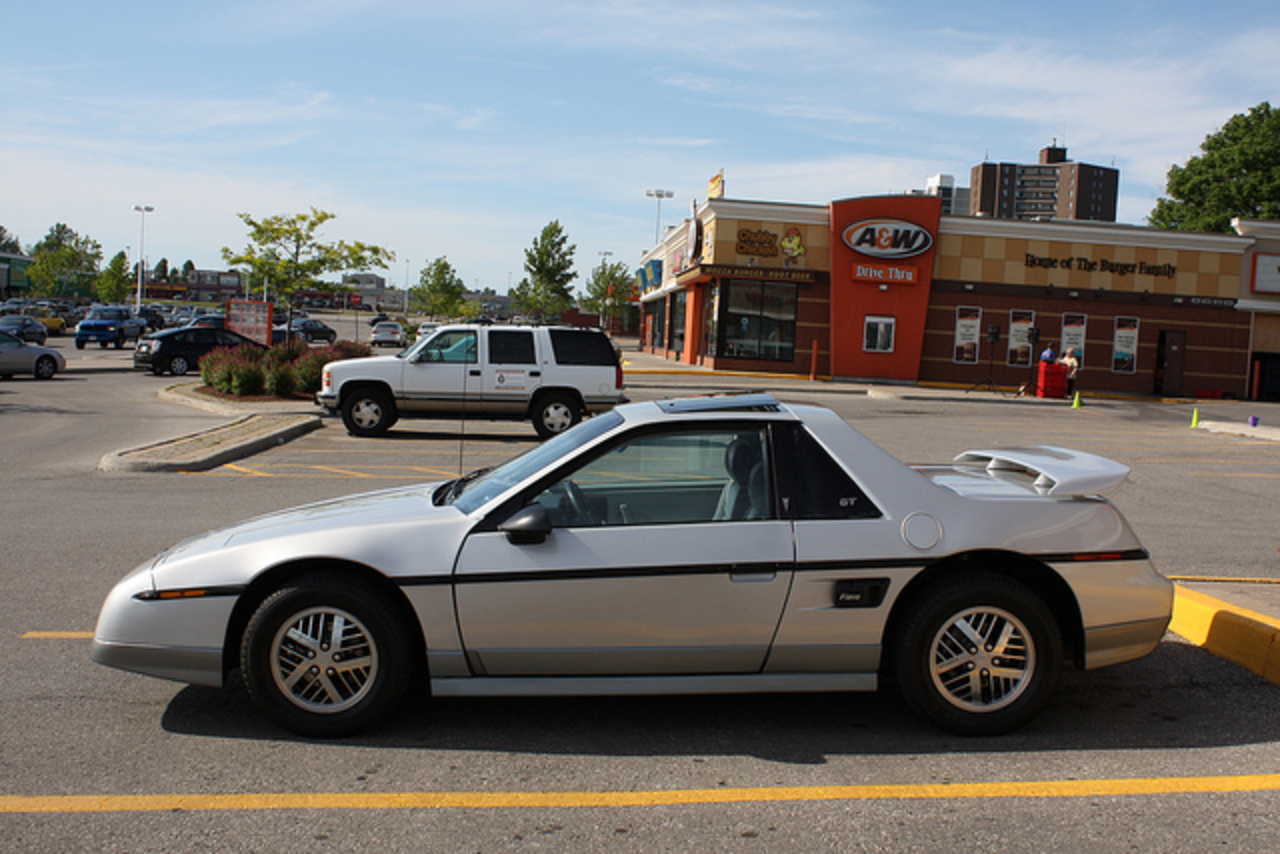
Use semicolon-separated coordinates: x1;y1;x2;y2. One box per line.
149;340;162;353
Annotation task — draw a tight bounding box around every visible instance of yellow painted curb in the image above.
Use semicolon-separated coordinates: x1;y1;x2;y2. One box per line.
1170;584;1280;684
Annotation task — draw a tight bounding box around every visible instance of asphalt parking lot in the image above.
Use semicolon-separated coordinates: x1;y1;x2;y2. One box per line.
3;337;1280;850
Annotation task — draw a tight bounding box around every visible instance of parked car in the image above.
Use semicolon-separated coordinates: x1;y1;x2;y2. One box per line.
0;330;65;379
417;321;439;339
316;323;627;438
280;318;337;344
91;392;1173;737
22;306;66;336
370;321;406;348
136;306;166;331
134;327;266;376
186;314;226;329
75;307;147;349
0;314;49;345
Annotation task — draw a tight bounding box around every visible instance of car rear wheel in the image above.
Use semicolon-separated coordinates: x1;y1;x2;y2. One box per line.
169;355;191;376
34;355;58;380
75;340;85;350
341;387;397;437
893;573;1062;736
532;391;581;439
240;574;414;737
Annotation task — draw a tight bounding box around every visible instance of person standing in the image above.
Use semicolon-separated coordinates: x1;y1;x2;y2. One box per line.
1059;348;1080;395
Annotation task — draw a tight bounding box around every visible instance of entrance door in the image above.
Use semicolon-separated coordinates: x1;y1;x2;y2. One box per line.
1156;330;1187;396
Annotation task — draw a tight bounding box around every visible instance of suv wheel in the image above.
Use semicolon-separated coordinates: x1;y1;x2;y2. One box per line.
532;392;581;439
342;387;398;437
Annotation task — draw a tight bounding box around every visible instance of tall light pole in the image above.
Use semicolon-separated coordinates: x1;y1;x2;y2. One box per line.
133;205;154;312
645;189;673;244
597;250;614;330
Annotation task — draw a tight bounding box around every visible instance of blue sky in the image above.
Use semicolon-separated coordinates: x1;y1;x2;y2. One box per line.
2;0;1277;295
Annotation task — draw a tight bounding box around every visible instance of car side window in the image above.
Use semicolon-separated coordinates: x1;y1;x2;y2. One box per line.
529;427;772;528
488;330;535;365
419;330;477;364
777;424;881;519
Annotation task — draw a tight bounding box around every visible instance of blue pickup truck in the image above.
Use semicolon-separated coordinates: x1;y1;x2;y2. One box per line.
74;306;149;350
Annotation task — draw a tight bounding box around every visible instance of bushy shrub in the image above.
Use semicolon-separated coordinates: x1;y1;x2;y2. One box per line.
265;363;297;397
230;360;265;396
200;335;373;398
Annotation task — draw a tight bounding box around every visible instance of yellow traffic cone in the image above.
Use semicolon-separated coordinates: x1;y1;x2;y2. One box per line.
1190;408;1200;428
1070;391;1081;409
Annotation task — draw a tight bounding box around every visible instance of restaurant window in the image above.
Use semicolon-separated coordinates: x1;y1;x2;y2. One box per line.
648;299;666;349
864;316;895;353
719;280;797;361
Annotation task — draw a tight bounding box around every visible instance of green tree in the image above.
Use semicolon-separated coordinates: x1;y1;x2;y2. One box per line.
181;259;196;282
412;256;467;317
96;251;132;304
1149;101;1280;233
0;226;21;254
580;258;635;325
512;220;577;320
25;223;102;296
153;257;169;283
221;208;394;301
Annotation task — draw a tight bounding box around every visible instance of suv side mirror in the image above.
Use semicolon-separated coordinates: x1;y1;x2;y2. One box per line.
499;504;552;545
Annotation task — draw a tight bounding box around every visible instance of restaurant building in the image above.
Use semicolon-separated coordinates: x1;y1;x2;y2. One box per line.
639;194;1273;399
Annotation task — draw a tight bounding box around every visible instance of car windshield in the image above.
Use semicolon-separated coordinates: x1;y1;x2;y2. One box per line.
444;411;624;513
87;309;126;320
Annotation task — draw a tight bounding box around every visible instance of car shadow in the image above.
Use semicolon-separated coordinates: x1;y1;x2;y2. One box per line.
159;639;1280;763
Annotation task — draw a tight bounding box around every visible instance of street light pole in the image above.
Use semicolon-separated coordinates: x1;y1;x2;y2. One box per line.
133;205;154;312
645;189;673;244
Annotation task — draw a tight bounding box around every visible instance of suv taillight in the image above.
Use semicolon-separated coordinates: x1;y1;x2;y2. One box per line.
616;364;624;389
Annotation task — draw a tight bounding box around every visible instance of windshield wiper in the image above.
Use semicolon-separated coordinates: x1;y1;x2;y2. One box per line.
439;466;492;504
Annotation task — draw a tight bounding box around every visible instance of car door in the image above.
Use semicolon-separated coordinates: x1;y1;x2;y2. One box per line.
400;328;475;414
453;425;795;676
0;331;25;373
478;328;541;415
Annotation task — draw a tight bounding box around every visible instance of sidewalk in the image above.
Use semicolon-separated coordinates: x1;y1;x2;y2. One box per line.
87;342;1280;686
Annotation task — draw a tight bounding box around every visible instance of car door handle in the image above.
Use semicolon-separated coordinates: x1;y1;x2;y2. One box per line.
469;369;481;376
530;370;541;377
729;571;777;583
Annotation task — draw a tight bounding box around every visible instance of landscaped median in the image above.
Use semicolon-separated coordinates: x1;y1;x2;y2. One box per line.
98;413;322;473
1170;582;1280;684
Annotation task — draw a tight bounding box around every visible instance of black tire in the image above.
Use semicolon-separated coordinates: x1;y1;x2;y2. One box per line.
75;340;85;350
893;573;1062;736
33;355;58;380
169;355;191;376
531;391;581;439
98;341;108;349
240;574;415;737
113;333;124;349
341;387;397;437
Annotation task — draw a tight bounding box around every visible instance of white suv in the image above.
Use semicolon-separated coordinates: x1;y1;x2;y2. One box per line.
316;324;627;438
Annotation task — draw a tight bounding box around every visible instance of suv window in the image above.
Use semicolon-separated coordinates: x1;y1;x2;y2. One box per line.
488;330;536;365
420;330;477;364
548;329;616;366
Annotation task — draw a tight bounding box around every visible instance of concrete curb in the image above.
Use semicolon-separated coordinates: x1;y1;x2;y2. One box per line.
99;414;323;473
1170;584;1280;684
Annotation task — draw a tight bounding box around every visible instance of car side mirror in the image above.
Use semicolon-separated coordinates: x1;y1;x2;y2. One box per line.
499;503;552;545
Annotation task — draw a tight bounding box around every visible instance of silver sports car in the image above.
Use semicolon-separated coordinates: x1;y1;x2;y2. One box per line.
93;393;1172;736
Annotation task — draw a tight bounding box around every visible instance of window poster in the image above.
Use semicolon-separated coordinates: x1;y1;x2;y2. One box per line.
1006;309;1035;367
1112;316;1139;373
954;306;981;364
1061;313;1087;364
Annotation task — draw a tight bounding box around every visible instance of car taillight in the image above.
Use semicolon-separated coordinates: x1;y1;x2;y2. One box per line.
615;364;624;389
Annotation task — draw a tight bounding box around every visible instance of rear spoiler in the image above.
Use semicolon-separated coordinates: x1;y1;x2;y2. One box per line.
953;446;1130;497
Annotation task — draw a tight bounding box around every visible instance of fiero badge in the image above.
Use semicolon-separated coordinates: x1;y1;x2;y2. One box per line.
842;219;934;259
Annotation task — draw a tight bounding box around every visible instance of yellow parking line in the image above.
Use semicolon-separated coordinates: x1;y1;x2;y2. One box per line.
21;631;93;639
5;774;1280;813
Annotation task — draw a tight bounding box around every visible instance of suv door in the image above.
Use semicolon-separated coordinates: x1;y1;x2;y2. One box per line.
478;328;542;415
401;328;476;414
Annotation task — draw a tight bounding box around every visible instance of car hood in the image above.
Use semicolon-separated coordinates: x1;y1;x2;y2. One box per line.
151;482;472;586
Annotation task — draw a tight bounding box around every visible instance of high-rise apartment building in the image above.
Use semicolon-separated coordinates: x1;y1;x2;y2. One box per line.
969;145;1118;222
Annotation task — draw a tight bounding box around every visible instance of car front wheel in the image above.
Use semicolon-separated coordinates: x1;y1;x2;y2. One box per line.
34;355;58;380
169;355;191;376
240;574;414;737
893;573;1062;736
532;392;581;439
341;388;397;437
